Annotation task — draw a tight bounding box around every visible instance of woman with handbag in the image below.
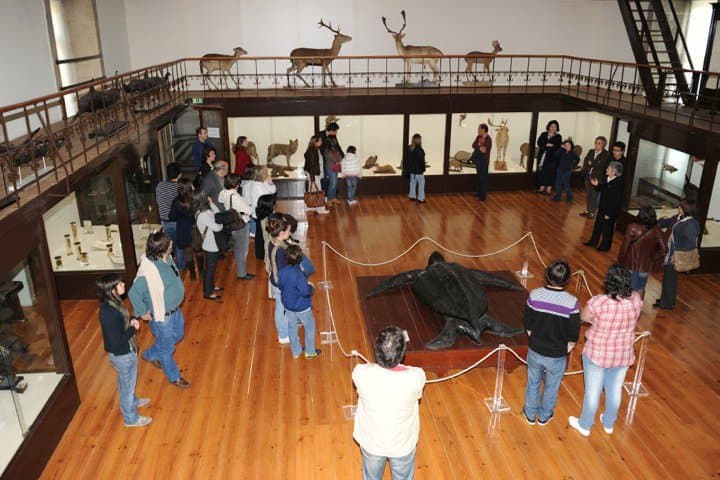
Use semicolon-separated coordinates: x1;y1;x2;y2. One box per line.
193;192;225;301
242;166;277;238
219;173;255;281
654;200;701;310
169;179;197;280
322;135;343;207
303;136;329;214
616;206;668;298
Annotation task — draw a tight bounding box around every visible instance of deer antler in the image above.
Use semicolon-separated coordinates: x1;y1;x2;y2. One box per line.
399;10;407;34
382;11;407;35
318;19;341;34
381;16;396;34
487;117;498;127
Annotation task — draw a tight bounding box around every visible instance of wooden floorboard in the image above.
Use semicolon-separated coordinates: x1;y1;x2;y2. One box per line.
40;190;720;479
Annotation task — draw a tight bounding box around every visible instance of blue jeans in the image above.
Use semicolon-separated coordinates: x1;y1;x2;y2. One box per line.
108;352;140;424
271;284;288;340
143;310;185;382
346;176;359;201
162;221;182;267
361;447;416;480
324;160;338;200
553;169;572;202
523;349;567;421
631;271;649;293
578;354;629;431
409;174;425;201
248;217;257;237
475;157;488;200
286;308;316;357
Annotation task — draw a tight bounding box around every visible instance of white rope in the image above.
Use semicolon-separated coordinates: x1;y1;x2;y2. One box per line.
424;346;504;384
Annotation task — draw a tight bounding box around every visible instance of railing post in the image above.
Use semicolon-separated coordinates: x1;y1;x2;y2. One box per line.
484;345;511;414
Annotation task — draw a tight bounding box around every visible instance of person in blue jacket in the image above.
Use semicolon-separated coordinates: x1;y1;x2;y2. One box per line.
278;244;321;359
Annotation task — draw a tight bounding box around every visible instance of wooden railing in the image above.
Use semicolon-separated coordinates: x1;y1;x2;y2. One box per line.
2;53;720;212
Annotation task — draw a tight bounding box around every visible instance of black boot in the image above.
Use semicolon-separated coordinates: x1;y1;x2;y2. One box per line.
196;253;205;279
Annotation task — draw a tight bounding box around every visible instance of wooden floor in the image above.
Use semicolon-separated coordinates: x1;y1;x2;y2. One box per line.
40;191;720;479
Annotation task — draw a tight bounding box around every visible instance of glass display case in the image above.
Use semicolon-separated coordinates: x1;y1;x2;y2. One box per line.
705;165;720;247
328;115;404;177
0;251;68;474
534;112;614;172
408;114;445;175
227;116;314;178
43;178;125;272
449;112;532;174
629;140;691;213
125;151;162;263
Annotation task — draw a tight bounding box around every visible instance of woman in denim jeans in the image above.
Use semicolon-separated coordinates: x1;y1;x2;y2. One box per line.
569;265;642;437
266;216;291;343
97;274;151;427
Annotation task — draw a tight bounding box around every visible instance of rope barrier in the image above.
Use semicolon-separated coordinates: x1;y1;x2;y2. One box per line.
319;231;646;385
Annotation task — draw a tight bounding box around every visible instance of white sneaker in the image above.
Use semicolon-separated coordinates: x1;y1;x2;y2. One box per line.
599;413;614;434
278;337;290;344
317;208;330;214
136;397;151;408
125;416;152;427
568;416;590;437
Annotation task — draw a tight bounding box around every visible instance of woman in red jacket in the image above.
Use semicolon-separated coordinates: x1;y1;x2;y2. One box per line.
233;136;253;177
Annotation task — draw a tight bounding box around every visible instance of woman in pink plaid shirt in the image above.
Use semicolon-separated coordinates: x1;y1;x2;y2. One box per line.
569;265;642;437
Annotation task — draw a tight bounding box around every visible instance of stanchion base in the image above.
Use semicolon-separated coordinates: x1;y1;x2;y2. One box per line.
515;271;534;279
320;331;338;345
342;404;357;420
484;397;511;413
623;382;649;397
317;280;333;291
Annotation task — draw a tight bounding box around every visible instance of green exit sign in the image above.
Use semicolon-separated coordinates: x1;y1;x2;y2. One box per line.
191;97;204;104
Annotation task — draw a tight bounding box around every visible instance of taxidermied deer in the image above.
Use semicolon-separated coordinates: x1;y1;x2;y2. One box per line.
325;115;340;128
382;10;443;82
465;40;502;81
488;117;509;165
200;47;247;89
287;20;352;88
267;139;299;167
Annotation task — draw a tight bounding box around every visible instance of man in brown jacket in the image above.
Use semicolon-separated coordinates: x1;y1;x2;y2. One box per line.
580;136;610;219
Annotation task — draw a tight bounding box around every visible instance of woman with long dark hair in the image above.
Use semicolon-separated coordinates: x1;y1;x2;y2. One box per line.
233;136;253;177
568;264;642;437
255;193;277;260
168;178;195;278
535;120;562;195
402;133;426;203
617;206;667;297
97;273;151;427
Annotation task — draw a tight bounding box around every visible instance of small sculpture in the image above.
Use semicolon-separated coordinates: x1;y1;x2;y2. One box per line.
325;115;340;127
270;165;297;178
382;11;443;82
488;117;509;170
450;150;474;171
373;165;396;174
663;164;678;173
519;143;529;168
464;40;503;81
458;113;467;127
367;252;524;350
200;47;247;89
267;139;299;167
287;20;352;88
363;155;378;169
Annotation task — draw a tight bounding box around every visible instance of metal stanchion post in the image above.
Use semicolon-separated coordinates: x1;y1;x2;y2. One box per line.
343;352;359;420
319;242;337;345
515;241;534;288
624;334;650;424
484;345;511;413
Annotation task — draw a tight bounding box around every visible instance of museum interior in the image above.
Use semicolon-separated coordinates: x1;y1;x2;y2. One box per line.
0;0;719;478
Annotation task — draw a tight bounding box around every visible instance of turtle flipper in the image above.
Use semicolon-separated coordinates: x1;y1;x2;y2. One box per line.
426;317;460;350
366;270;423;297
473;313;523;338
470;270;525;291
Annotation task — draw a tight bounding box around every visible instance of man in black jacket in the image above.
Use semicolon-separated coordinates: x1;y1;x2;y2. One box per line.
583;161;624;251
318;122;344;201
580;136;610;218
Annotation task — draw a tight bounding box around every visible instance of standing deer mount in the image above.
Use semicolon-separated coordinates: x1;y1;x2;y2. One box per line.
488;117;509;171
200;47;248;89
382;11;443;82
465;40;502;81
286;20;352;88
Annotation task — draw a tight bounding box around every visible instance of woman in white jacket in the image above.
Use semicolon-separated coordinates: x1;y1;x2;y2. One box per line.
193;192;224;300
241;166;277;238
219;173;255;280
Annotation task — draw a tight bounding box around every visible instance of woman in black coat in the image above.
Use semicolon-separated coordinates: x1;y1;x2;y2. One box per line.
168;179;197;279
536;120;562;195
402;134;426;202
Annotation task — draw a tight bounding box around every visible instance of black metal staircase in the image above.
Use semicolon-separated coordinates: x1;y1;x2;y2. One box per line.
618;0;694;107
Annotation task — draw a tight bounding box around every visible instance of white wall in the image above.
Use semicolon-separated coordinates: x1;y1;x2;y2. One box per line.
96;0;132;74
0;1;57;109
123;0;635;68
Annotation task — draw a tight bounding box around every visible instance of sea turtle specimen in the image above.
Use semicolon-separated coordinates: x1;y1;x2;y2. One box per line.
366;251;525;350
